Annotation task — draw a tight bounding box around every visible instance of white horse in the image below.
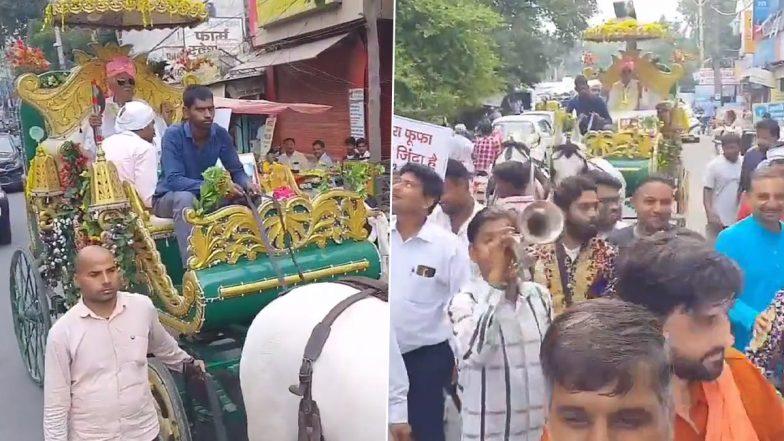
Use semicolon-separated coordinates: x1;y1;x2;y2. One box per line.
240;281;388;441
550;143;627;197
367;210;390;278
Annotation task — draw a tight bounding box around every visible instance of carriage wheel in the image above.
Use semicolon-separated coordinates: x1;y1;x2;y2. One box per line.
149;358;193;441
9;248;51;386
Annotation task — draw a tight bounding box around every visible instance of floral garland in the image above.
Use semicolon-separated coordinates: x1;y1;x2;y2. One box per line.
6;39;50;74
38;141;139;305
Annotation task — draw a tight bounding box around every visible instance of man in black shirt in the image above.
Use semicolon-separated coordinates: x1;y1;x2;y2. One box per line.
566;75;613;134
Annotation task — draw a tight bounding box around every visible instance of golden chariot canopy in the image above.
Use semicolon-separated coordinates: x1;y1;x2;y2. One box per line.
44;0;208;30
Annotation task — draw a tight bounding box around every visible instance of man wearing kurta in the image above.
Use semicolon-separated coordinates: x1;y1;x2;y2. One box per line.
615;231;784;441
607;62;641;112
448;207;552;441
529;175;618;315
716;167;784;351
81;55;171;161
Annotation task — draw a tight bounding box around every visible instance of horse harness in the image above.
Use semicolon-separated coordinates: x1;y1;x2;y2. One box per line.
287;276;388;441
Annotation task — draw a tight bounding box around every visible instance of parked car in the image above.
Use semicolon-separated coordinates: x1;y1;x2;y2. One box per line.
0;187;10;245
492;114;555;162
0;133;24;192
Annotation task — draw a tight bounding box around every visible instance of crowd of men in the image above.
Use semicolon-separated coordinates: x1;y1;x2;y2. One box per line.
389;122;784;440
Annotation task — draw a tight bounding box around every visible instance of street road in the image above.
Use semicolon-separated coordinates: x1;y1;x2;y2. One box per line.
0;137;717;440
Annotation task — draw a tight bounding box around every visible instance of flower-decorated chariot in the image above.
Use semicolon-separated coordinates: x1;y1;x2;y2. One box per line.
11;43;383;441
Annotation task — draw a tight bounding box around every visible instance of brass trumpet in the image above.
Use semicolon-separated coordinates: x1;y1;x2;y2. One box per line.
511;200;565;271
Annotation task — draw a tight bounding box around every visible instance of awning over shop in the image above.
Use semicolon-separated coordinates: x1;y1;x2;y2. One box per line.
227;33;350;74
740;67;775;88
213;96;332;115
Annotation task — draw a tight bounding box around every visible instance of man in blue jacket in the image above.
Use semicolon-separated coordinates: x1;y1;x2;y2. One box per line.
153;85;256;267
716;166;784;350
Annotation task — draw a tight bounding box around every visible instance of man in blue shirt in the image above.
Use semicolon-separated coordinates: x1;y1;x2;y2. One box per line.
153;85;256;266
716;167;784;350
566;75;612;134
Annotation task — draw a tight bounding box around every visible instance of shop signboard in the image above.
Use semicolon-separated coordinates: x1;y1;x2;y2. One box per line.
753;102;784;126
348;88;366;140
392;115;450;178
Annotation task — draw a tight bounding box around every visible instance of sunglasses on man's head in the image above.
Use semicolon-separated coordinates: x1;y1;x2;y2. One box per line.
116;78;136;86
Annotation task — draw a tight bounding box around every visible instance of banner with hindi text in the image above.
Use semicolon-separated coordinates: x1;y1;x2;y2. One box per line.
392;115;451;178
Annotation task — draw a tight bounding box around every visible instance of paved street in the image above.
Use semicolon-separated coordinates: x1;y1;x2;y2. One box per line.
0;137;717;439
0;191;45;441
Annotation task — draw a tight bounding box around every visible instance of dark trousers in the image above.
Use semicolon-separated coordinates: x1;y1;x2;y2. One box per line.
403;341;454;441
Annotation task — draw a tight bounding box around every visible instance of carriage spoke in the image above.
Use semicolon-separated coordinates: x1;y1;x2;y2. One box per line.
10;249;51;386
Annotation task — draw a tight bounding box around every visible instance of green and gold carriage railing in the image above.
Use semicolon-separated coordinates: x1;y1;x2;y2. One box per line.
26;144;382;336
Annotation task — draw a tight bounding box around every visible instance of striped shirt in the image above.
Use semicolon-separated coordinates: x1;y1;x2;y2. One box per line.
447;277;553;441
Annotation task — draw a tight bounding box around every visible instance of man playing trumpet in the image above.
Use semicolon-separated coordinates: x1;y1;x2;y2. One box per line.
528;175;619;314
447;207;553;441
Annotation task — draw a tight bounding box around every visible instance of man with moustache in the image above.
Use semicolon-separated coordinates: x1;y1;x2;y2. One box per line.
582;169;628;238
428;159;484;251
716;167;784;351
44;246;204;441
528;175;618;315
390;163;471;441
739;118;784;194
616;232;784;441
539;299;675;441
607;174;676;249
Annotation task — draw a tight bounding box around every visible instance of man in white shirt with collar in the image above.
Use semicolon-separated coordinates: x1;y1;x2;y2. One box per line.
429;159;484;251
311;139;334;168
102;101;159;208
391;162;472;441
389;327;413;441
277;137;311;173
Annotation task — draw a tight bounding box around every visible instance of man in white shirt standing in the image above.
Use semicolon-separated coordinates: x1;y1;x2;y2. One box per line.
102;101;160;208
277;137;310;173
704;133;743;239
451;124;475;174
607;62;641;112
389;327;412;441
429;159;484;251
391;162;472;441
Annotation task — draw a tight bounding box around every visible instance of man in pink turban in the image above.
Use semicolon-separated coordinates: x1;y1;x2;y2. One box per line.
82;55;173;161
607;60;641;112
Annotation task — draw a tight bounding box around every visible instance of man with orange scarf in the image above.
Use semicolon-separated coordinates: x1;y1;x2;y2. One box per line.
612;231;784;441
81;55;173;160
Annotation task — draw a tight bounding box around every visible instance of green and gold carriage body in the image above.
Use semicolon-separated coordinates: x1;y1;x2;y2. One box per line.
12;46;381;441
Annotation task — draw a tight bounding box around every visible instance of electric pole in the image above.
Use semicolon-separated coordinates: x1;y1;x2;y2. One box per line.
53;26;66;69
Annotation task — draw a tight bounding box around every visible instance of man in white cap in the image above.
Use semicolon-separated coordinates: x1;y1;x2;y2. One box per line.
450;124;475;174
102;101;159;208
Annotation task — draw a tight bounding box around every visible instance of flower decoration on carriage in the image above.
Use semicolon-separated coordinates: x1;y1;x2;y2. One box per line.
194;166;232;215
7;39;51;74
584;19;668;42
582;51;596;66
272;186;297;201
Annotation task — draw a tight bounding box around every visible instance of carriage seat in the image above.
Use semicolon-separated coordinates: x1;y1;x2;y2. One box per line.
122;182;175;237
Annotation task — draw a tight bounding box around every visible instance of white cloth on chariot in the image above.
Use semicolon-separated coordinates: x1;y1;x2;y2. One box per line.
447;277;553;441
81;96;167;162
388;326;409;425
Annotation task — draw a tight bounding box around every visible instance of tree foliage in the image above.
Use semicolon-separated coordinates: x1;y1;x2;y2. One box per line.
677;0;740;65
0;0;47;43
394;0;504;121
395;0;598;120
27;20;118;69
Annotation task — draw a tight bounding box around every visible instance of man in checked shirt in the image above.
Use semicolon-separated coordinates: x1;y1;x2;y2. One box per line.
43;246;204;441
472;119;504;174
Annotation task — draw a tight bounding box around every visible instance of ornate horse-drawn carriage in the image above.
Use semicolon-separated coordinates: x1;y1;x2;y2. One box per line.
554;15;692;224
11;44;384;441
